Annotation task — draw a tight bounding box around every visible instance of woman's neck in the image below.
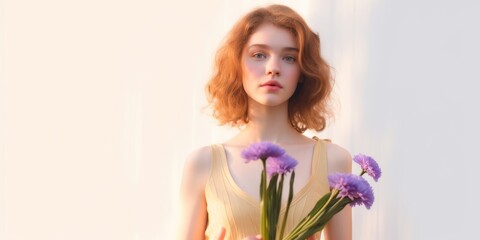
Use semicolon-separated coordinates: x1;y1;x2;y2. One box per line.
227;100;308;145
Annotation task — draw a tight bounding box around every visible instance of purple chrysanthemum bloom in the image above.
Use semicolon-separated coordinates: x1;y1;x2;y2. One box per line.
266;154;298;177
328;173;374;209
241;142;285;162
353;154;382;181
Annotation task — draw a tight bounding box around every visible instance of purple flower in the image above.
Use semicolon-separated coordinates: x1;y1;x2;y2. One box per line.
266;154;298;177
241;142;286;162
328;173;374;209
353;154;382;182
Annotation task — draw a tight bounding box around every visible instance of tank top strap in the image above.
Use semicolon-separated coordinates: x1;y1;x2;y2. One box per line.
209;144;226;181
312;137;328;184
211;144;232;175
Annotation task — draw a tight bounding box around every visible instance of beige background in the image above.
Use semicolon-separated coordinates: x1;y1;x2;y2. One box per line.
2;0;480;239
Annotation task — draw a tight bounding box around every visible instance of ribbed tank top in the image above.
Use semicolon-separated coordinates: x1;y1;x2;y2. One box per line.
204;139;329;239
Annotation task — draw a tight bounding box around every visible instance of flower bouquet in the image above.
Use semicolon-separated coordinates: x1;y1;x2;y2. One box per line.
241;142;381;240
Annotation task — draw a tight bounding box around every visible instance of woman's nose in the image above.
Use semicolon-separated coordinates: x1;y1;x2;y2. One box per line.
265;57;281;76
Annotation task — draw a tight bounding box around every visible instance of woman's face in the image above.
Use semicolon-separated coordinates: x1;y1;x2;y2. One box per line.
241;23;301;108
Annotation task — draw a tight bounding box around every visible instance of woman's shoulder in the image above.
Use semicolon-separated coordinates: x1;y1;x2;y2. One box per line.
183;145;214;176
324;141;353;174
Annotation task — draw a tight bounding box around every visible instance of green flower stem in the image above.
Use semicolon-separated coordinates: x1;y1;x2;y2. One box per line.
267;174;280;239
283;190;339;240
308;198;351;235
279;171;295;240
274;174;284;239
327;197;345;216
301;190;338;228
260;159;268;240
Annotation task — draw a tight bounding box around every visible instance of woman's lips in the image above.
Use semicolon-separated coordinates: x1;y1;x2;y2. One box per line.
260;80;283;88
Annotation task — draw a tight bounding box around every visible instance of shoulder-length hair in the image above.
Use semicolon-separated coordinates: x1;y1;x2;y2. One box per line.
206;4;333;132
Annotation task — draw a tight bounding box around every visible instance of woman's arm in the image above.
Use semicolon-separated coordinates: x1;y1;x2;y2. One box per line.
324;143;353;240
177;147;212;240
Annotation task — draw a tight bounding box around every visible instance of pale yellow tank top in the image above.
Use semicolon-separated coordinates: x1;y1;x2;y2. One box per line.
204;139;329;239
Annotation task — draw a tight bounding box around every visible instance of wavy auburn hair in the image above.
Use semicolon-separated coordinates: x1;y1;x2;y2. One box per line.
206;4;333;132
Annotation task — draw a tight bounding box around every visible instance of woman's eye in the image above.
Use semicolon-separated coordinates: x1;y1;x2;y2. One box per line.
252;53;266;59
283;56;296;63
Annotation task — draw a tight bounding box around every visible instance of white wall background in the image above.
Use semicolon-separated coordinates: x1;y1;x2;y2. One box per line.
2;0;480;239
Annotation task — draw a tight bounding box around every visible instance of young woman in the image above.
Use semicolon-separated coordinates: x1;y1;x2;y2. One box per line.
178;4;352;240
